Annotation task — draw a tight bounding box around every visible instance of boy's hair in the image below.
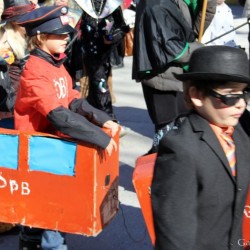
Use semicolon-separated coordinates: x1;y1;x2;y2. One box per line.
183;80;228;108
28;34;48;51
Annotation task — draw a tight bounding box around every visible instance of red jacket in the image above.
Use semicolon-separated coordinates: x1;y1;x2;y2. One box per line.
15;54;79;132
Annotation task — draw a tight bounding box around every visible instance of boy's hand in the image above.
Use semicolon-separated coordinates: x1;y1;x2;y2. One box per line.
103;120;120;137
105;138;117;156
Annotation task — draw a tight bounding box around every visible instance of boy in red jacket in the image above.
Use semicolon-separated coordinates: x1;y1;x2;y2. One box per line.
15;5;119;250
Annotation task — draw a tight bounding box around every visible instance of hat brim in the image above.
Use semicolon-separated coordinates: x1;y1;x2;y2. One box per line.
45;25;76;35
173;72;250;84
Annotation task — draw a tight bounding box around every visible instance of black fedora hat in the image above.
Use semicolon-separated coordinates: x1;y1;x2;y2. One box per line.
1;0;36;24
174;46;250;84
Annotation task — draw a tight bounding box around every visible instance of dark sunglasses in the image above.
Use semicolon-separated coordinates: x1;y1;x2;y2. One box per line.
208;89;250;106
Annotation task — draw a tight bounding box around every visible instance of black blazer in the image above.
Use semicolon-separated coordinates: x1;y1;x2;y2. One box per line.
151;112;250;250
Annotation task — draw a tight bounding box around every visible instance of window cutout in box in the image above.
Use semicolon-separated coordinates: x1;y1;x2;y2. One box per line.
0;134;18;170
28;136;77;176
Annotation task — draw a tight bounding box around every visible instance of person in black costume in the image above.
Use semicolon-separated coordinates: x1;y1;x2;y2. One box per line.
76;0;130;119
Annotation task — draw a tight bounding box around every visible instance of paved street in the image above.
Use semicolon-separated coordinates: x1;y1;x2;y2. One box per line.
0;3;249;250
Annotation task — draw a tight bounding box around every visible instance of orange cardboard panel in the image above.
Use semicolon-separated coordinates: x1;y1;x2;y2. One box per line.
132;153;156;244
0;128;119;236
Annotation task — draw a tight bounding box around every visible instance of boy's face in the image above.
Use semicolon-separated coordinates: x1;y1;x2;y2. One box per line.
39;33;69;55
191;82;249;127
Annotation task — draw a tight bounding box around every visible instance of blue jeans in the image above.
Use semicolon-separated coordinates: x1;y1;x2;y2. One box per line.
41;230;66;250
21;227;65;250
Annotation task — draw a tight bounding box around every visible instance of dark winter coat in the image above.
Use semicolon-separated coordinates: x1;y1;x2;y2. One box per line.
132;0;216;90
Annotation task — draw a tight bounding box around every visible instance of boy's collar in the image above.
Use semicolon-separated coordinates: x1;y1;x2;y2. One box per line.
31;48;67;67
209;123;235;136
188;111;236;135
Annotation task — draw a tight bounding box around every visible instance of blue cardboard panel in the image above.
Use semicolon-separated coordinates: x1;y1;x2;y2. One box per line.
0;134;18;169
29;136;77;176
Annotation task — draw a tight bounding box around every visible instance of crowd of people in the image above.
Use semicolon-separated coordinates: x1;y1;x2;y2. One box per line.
0;0;250;249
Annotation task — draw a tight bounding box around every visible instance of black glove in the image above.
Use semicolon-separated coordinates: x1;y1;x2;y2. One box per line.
105;25;130;44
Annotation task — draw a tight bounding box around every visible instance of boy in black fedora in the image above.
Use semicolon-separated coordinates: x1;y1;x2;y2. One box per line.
14;4;119;250
151;45;250;250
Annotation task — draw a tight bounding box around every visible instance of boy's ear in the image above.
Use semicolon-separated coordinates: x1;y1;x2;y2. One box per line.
36;34;47;47
36;34;42;42
189;86;204;107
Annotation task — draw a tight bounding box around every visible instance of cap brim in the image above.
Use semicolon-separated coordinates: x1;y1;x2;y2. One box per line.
173;72;250;84
46;25;76;35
